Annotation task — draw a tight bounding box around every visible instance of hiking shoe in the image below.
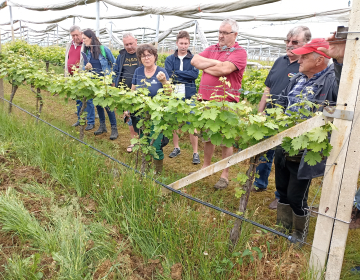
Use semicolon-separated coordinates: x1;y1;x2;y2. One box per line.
85;124;95;131
214;178;229;190
94;123;107;135
251;185;267;192
269;198;280;209
192;153;200;164
72;121;80;127
109;125;118;140
169;148;181;158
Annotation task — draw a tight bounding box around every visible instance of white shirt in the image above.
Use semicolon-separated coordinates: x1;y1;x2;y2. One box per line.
175;55;186;95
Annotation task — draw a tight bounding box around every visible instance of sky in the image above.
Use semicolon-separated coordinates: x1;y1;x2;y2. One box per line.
0;0;351;46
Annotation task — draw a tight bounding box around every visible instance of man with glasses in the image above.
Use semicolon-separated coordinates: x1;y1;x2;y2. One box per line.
191;18;247;190
113;32;140;152
65;25;95;131
253;26;311;210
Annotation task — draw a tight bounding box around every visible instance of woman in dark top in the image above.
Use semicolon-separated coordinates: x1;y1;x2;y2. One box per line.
130;44;171;173
82;29;118;140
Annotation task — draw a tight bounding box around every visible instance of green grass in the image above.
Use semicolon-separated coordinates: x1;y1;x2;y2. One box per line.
0;95;315;279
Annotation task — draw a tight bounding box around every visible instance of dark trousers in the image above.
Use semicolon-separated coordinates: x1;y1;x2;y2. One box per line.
274;149;311;216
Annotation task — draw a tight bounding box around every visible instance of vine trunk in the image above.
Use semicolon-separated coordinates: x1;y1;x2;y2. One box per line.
229;154;261;251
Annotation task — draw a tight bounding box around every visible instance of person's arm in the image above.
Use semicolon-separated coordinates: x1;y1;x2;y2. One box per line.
131;84;136;91
258;87;270;113
318;33;345;84
203;61;237;77
174;67;199;81
191;54;220;70
165;56;175;79
113;54;121;86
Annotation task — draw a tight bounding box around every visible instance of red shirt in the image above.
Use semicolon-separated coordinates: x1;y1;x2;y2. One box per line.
198;42;247;102
67;42;82;75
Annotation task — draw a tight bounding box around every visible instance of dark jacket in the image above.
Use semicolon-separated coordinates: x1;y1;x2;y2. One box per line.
276;63;338;109
165;50;199;99
276;63;341;180
113;49;127;87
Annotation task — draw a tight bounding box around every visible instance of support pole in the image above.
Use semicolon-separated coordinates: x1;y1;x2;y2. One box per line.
56;24;59;45
259;44;262;61
9;6;14;41
155;15;160;49
192;21;197;53
73;17;75;25
19;20;22;40
142;28;145;44
247;39;250;54
96;0;100;38
0;28;3;104
310;1;360;278
47;33;49;47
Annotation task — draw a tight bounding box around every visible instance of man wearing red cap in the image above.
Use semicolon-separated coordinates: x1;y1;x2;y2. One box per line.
254;26;311;211
274;38;339;247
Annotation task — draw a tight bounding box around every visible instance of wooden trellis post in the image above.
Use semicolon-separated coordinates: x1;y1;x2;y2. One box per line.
309;1;360;278
0;28;3;104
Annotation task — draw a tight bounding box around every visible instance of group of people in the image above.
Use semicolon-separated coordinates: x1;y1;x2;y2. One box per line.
65;20;359;245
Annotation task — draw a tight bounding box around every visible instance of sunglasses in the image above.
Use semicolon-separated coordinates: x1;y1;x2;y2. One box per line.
284;39;301;45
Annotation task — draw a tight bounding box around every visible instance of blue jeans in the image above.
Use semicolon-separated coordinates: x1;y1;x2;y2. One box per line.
76;99;95;125
96;105;117;126
254;149;280;199
355;188;360;210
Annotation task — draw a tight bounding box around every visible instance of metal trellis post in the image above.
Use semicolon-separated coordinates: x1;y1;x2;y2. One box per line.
192;21;197;54
19;20;22;40
142;28;145;44
155;15;160;49
310;1;360;278
9;6;14;41
96;0;100;38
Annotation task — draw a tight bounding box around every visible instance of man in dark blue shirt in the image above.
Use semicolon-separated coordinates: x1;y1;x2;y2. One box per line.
253;26;312;210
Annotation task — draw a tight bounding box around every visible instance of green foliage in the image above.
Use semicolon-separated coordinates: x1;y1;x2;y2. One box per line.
240;68;269;105
4;253;43;280
0;41;333;167
157;53;168;68
215;246;264;274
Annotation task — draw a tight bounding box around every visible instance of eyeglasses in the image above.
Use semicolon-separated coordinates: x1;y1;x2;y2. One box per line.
218;31;235;36
284;39;301;45
141;54;154;59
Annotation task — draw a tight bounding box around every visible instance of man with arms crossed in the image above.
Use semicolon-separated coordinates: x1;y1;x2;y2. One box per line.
165;30;200;164
191;19;247;189
254;26;312;210
113;32;140;152
65;25;95;131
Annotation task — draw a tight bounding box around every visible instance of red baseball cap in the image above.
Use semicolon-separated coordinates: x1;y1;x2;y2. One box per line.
291;38;330;59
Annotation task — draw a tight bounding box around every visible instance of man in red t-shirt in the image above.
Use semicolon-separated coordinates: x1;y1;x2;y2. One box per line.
65;25;95;131
191;18;247;190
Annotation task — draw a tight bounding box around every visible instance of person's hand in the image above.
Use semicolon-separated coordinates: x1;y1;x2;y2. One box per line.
112;83;115;87
85;62;93;70
156;71;167;84
123;111;130;118
318;34;346;64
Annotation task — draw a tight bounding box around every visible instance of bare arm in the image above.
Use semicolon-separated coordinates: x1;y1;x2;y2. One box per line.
191;54;220;70
258;87;270;113
203;61;237;77
131;84;136;91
